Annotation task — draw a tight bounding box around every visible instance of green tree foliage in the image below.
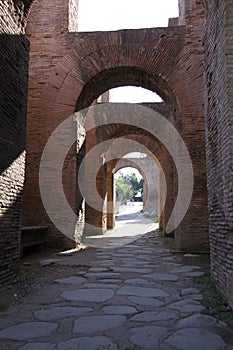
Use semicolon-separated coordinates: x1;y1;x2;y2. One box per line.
124;173;143;197
115;176;133;203
115;171;143;203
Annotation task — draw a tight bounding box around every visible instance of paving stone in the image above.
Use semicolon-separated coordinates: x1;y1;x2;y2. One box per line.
84;272;121;278
20;344;56;350
113;267;151;273
112;267;152;273
88;267;108;272
177;314;227;328
94;257;113;261
185;271;205;277
117;286;169;298
34;306;93;321
115;258;139;264
128;296;165;307
2;227;233;349
83;283;120;289
170;266;198;274
61;289;114;302
181;288;200;296
184;254;200;257
188;294;204;300
76;271;87;276
113;253;136;257
98;279;122;284
164;328;226;350
136;254;155;259
122;245;141;249
0;322;58;340
168;299;206;313
145;273;179;281
103;305;138;315
131;311;177;322
54;276;86;285
39;259;61;267
124;278;159;286
163;256;177;261
133;261;154;266
186;294;203;300
97;262;116;267
73;315;126;333
57;337;118;350
130;326;167;349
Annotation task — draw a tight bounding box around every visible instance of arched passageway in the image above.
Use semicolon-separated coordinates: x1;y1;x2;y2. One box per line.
82;111;169;238
1;0;233;314
100;133;166;232
22;5;209;252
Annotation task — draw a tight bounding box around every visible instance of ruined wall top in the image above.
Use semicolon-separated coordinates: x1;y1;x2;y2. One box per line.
178;0;205;25
68;0;79;32
0;0;33;34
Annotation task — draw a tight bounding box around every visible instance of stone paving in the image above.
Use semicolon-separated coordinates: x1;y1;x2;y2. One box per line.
0;230;233;349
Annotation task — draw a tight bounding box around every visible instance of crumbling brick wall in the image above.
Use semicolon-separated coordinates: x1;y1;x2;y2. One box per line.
0;1;30;285
203;0;233;308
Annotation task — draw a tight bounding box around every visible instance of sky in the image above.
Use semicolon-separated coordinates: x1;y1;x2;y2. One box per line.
78;0;179;103
78;0;179;32
115;167;142;180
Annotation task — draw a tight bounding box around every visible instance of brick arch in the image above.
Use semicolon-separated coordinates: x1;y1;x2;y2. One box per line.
75;67;178;113
104;133;174;231
114;159;146;178
24;26;209;252
113;159;147;202
38;28;206;139
34;27;207;139
43;27;188;124
113;158;159;216
88;128;174;234
104;131;166;162
103;139;166;229
105;134;164;169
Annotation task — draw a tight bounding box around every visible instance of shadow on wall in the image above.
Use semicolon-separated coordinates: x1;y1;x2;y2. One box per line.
0;34;29;287
0;191;22;286
0;34;29;174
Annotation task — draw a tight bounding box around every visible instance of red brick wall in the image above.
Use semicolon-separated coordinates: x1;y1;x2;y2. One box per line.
0;1;30;285
203;0;233;308
23;0;78;248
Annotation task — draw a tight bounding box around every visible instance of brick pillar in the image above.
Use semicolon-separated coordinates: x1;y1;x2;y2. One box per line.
84;129;106;236
106;162;115;229
160;150;175;235
143;180;148;212
23;0;78;249
174;115;209;252
158;167;166;230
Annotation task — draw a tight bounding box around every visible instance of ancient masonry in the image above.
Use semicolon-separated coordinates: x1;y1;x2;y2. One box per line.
0;0;232;309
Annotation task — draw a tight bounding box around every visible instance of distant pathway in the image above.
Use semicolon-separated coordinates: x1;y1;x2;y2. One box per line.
83;201;158;249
